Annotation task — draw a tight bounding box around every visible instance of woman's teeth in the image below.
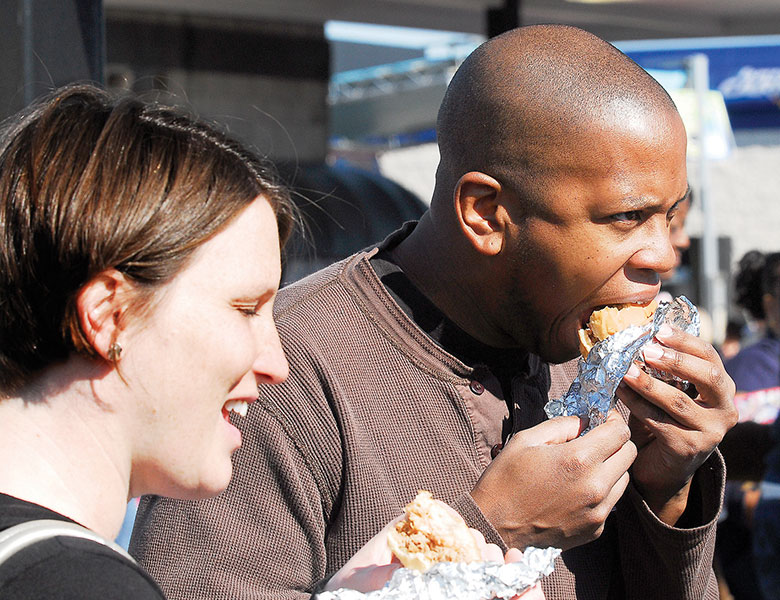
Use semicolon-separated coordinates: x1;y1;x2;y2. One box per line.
224;399;249;417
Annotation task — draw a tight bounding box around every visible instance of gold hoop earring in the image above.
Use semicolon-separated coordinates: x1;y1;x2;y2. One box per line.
108;342;123;362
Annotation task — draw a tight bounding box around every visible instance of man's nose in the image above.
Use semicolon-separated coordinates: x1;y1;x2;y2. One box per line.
628;219;678;275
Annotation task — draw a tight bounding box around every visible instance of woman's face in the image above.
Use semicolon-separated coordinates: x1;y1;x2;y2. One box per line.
123;196;288;499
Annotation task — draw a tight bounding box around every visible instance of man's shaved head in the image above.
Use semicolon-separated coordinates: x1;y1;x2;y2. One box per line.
396;24;688;358
434;24;680;206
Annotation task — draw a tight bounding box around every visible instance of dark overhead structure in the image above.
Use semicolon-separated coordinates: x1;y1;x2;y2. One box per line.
279;163;428;285
0;0;104;121
487;0;521;38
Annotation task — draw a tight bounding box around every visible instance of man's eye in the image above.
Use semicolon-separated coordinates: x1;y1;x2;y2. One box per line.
611;210;643;222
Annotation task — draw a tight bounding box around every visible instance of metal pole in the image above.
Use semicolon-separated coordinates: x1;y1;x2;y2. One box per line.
689;52;724;340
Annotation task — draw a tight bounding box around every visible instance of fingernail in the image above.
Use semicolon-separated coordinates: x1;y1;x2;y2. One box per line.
626;364;641;378
656;323;674;339
642;343;664;360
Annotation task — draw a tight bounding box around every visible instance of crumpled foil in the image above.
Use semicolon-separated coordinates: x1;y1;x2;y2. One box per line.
315;546;560;600
544;295;700;433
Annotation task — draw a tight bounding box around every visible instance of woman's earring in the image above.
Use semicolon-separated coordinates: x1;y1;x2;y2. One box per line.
108;342;123;362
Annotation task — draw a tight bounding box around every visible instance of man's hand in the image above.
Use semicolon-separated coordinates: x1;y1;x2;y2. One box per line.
471;412;637;550
616;323;738;525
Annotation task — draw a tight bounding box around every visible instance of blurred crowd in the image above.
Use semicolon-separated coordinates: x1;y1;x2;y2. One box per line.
656;185;779;600
714;250;780;600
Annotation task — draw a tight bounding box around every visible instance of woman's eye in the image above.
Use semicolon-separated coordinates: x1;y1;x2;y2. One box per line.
237;306;259;317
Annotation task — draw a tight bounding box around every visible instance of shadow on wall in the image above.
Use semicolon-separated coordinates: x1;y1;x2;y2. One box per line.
278;162;428;285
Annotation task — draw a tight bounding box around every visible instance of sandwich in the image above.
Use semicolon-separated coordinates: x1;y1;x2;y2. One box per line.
387;490;481;572
578;300;658;359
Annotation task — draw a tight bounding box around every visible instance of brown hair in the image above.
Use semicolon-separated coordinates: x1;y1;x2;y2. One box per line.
0;84;294;394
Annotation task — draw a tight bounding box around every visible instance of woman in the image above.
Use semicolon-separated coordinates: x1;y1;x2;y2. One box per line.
727;251;780;600
0;85;540;599
716;250;780;600
0;84;293;598
727;250;780;422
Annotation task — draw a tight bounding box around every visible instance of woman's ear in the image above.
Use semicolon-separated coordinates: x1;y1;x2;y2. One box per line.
454;171;508;256
76;270;131;360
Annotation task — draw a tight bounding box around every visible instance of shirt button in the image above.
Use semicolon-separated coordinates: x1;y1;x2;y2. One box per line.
491;443;503;459
469;380;484;395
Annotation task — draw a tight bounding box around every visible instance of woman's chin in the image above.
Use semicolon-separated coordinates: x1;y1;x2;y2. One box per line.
163;465;234;501
189;469;233;500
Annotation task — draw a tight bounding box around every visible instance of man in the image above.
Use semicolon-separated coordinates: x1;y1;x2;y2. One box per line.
130;25;736;599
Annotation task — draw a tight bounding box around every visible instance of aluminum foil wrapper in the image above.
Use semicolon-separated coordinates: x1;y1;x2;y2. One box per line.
315;546;560;600
544;296;699;433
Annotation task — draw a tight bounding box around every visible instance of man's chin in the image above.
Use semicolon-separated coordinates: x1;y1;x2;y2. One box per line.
538;342;580;365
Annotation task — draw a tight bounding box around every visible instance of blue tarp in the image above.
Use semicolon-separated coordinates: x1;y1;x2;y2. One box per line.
617;36;780;130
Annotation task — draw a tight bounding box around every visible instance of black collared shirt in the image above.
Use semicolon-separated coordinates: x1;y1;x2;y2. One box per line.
370;248;549;442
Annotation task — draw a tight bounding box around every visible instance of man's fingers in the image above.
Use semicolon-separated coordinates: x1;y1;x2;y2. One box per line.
468;527;487;547
596;439;636;506
481;542;505;562
639;342;734;409
604;435;638;472
518;582;546;600
511;415;585;447
653;323;722;364
569;410;632;459
607;469;632;507
619;370;699;430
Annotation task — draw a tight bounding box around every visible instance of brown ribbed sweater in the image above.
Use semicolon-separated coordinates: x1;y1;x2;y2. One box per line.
130;230;724;600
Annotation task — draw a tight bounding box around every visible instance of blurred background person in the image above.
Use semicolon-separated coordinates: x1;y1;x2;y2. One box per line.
720;316;747;362
657;189;692;303
727;251;780;427
716;250;780;600
753;371;780;600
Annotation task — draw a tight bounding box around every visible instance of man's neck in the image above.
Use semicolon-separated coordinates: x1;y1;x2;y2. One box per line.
392;215;515;349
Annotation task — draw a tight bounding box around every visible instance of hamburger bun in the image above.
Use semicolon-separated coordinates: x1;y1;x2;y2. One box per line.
578;300;658;359
387;490;481;572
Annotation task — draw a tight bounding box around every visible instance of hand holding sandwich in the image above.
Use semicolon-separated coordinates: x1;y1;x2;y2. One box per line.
616;323;737;525
323;494;546;599
471;412;637;551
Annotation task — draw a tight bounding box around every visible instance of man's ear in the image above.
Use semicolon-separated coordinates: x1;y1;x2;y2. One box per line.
454;171;507;256
75;269;131;360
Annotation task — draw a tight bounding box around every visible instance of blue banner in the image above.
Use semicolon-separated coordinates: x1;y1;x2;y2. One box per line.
616;36;780;130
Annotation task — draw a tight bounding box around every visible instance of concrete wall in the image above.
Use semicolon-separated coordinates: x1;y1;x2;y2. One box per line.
688;145;780;270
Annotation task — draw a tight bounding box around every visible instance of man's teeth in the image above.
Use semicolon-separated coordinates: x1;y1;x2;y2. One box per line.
224;399;248;417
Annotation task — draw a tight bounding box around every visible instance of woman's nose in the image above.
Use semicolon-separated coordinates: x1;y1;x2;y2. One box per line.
253;323;289;386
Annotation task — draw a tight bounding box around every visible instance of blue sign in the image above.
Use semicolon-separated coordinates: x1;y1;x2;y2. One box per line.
616;36;780;130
